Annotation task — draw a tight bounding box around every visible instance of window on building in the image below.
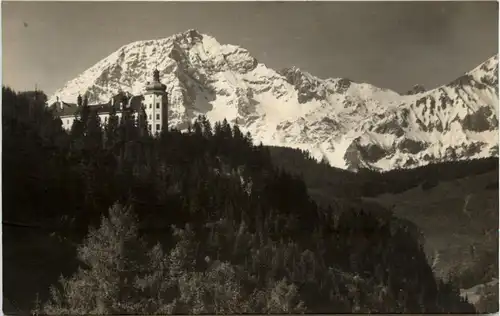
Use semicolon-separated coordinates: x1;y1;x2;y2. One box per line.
156;103;160;109
67;120;69;125
104;117;108;123
149;104;152;109
156;124;160;131
148;124;152;131
156;114;160;120
149;114;152;120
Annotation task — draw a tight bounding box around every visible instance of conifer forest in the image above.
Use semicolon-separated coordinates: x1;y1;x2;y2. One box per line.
2;87;497;314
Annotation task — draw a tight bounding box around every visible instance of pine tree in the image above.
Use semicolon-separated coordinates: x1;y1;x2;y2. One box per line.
105;104;120;151
137;106;149;139
84;109;103;154
80;94;90;131
39;203;152;315
221;119;232;140
200;115;213;138
121;108;137;141
192;117;203;136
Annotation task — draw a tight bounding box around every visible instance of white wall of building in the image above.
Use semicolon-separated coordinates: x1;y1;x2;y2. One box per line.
144;93;166;135
58;89;169;135
61;117;75;130
60;111;142;131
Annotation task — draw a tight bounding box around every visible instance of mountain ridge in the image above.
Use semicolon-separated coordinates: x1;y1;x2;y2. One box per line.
48;29;499;171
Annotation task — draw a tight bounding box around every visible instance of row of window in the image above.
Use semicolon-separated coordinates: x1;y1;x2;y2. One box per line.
65;118;161;132
148;124;161;131
148;102;161;109
66;113;161;126
65;117;111;125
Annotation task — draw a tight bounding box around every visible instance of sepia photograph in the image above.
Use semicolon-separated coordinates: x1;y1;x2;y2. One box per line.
2;0;499;314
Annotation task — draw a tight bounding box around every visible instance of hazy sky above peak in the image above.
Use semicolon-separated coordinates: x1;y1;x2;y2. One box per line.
2;1;498;96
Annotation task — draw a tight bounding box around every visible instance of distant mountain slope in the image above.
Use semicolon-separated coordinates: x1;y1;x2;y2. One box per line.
269;145;498;312
369;168;498;277
268;146;499;199
48;29;499;171
371;168;498;314
269;145;498;275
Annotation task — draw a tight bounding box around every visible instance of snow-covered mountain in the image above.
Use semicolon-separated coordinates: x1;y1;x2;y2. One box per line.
48;29;499;171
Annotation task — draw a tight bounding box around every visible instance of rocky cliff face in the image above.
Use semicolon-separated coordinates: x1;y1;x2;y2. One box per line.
49;29;499;171
405;84;427;95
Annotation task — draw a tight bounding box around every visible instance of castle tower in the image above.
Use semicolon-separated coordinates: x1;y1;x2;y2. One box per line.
144;68;168;135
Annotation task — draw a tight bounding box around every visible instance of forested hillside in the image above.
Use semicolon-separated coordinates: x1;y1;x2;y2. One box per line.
268;146;499;312
3;87;475;314
268;146;498;201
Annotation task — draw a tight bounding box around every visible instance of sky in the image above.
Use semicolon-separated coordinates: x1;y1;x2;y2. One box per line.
2;1;498;96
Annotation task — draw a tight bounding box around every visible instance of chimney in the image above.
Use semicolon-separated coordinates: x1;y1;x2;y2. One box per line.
57;96;64;110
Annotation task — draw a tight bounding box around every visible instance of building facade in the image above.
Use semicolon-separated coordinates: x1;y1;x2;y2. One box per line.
51;68;168;134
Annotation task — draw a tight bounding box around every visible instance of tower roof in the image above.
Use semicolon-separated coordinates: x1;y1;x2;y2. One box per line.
145;68;166;93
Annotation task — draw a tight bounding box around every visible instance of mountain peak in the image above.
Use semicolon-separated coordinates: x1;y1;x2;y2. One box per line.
171;28;205;45
48;34;498;172
183;28;203;36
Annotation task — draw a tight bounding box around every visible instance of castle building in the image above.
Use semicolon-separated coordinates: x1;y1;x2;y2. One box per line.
51;68;168;135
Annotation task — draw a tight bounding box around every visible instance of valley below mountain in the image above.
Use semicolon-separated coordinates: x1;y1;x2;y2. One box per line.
269;145;499;312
